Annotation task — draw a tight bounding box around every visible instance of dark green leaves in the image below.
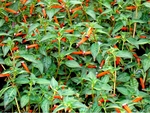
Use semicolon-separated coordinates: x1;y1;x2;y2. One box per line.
91;42;99;61
112;21;124;35
4;87;17;107
65;60;81;68
116;50;133;58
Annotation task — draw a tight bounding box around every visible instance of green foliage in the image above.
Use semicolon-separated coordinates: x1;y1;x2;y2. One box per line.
0;0;150;112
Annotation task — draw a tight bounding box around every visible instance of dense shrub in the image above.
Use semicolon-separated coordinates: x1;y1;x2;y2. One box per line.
0;0;150;112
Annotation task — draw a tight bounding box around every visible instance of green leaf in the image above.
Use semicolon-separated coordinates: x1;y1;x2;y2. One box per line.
28;23;39;33
86;9;96;20
36;78;50;85
47;9;60;20
116;50;133;58
53;104;65;113
65;60;81;68
4;87;17;107
0;19;5;27
72;101;87;109
43;56;52;71
127;38;139;48
69;0;82;5
58;89;75;96
117;87;129;95
90;42;99;61
40;34;56;42
112;21;124;35
0;87;11;98
20;54;37;63
130;78;139;90
143;2;150;8
117;73;130;82
15;78;29;84
2;46;10;57
141;58;150;72
137;39;150;45
50;77;58;89
32;60;44;74
131;19;146;24
20;95;29;108
41;98;49;113
0;32;10;36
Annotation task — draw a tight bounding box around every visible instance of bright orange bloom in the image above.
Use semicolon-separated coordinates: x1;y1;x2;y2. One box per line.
116;57;121;65
53;16;59;24
5;2;13;7
0;73;10;77
53;95;63;100
21;5;27;11
100;59;105;68
12;46;19;52
21;61;30;73
70;6;82;13
65;29;74;33
26;44;39;49
139;77;145;89
5;8;19;14
126;6;136;10
140;35;146;38
51;5;63;9
87;64;97;68
76;37;88;47
72;51;83;55
4;16;9;22
115;108;121;113
132;96;143;102
30;4;34;15
84;51;91;55
97;71;110;78
85;27;92;38
66;55;74;60
42;8;47;18
122;104;132;113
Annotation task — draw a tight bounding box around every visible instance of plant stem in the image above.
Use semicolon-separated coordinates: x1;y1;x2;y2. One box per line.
113;55;117;95
133;7;138;37
15;97;21;113
65;7;72;26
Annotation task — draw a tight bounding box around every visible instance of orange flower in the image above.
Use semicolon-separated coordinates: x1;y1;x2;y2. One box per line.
42;8;47;18
21;61;30;73
53;95;63;100
72;51;83;55
122;104;132;113
0;73;10;77
87;64;97;68
70;6;82;13
14;32;23;37
66;55;74;60
140;35;146;38
65;29;74;34
26;44;39;49
99;59;105;69
5;2;13;7
4;16;9;22
116;57;121;65
97;71;110;78
115;108;121;113
53;16;59;24
5;8;19;14
12;46;19;52
132;96;142;102
76;37;88;47
84;51;91;55
85;27;92;38
126;6;136;10
30;4;34;15
51;5;63;9
21;5;27;11
23;15;27;23
0;43;5;46
139;77;145;89
98;98;109;106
